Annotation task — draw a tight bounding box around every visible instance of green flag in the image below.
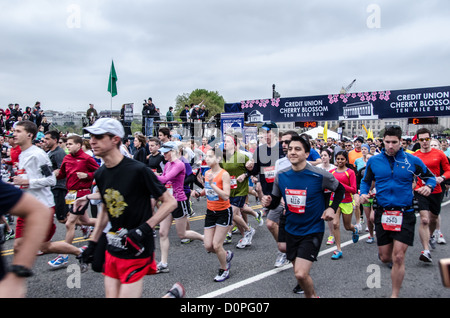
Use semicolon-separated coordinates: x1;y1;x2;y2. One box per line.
108;60;118;97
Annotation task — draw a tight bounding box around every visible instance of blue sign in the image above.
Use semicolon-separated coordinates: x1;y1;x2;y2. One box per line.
224;85;450;122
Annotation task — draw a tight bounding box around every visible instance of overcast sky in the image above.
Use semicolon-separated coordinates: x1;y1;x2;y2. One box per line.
1;0;450;115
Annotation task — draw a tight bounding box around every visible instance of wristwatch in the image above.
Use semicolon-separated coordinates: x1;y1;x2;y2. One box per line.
9;265;33;278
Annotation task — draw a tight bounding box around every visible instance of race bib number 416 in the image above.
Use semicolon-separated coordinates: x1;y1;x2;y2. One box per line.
285;189;306;214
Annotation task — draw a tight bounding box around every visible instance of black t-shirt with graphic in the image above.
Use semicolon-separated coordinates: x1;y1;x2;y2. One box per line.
94;157;166;259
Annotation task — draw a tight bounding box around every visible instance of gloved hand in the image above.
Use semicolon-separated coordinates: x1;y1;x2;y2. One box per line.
126;223;152;256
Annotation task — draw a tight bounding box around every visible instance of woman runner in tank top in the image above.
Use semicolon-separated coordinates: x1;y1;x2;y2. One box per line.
193;148;233;282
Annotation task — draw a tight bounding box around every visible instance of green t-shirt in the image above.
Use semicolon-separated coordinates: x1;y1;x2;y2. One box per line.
220;151;249;197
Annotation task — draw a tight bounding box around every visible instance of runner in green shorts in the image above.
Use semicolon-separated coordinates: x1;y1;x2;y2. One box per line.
329;151;359;259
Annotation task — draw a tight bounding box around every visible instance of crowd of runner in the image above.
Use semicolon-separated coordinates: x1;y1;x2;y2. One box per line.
1;116;449;298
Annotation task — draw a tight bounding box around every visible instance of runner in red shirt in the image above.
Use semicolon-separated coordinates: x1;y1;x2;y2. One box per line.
50;135;99;268
413;128;450;263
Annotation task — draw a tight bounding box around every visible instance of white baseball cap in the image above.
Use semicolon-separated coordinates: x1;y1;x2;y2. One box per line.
159;141;178;153
84;118;125;138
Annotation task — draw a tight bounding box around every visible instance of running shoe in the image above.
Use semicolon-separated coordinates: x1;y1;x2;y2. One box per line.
326;235;335;245
429;235;437;250
226;250;233;270
419;250;432;263
157;262;170;273
48;255;69;268
437;231;446;244
255;210;264;226
214;269;230;282
245;227;256;245
352;228;359;243
81;226;92;239
236;228;256;249
165;282;186;298
293;284;304;294
366;236;375;244
236;238;247;249
5;229;15;241
274;251;289;268
224;233;232;244
181;238;192;244
331;250;343;260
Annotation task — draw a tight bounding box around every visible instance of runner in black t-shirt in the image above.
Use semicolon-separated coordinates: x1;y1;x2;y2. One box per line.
80;118;176;298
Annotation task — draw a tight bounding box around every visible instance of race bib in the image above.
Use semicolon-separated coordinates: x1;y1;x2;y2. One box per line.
263;166;276;183
230;176;237;189
381;210;403;232
165;183;173;195
205;181;219;201
65;190;77;205
285;189;307;214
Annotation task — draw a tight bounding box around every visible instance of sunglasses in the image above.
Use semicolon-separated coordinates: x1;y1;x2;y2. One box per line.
90;133;114;139
418;137;431;142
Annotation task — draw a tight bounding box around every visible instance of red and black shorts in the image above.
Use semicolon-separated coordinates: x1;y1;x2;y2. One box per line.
103;251;157;284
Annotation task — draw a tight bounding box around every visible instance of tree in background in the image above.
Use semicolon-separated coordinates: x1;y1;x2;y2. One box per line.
174;89;225;121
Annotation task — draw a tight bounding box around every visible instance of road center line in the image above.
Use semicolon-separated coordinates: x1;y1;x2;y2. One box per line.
197;233;370;298
198;198;450;298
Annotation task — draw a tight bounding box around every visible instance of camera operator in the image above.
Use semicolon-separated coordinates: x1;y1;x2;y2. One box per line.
86;104;98;126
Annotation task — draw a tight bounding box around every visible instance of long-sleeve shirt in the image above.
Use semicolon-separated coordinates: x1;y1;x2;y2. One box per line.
361;148;436;209
157;159;186;201
18;145;56;207
57;148;99;197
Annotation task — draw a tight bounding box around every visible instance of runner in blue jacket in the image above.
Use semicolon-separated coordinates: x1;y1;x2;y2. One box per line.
360;125;436;298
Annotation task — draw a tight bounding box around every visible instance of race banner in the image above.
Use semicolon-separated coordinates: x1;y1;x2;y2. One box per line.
224;85;450;122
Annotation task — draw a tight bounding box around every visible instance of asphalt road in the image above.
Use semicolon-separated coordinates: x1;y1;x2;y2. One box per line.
2;194;450;301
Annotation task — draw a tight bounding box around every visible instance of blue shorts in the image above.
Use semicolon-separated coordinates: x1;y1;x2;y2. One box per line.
230;195;247;208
